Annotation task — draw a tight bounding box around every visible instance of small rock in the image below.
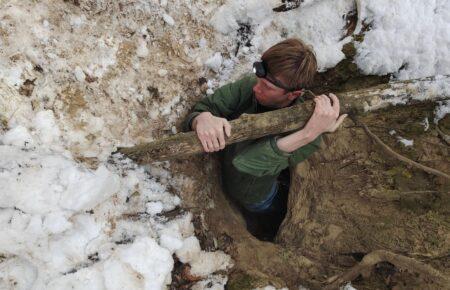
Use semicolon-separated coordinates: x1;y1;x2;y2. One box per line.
162;13;175;26
74;66;85;81
136;39;149;58
158;69;168;77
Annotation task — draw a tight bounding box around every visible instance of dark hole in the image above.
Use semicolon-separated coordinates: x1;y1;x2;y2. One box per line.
169;256;198;289
375;261;397;277
87;252;100;262
198;77;208;86
34;65;44;73
147;86;161;100
273;0;303;13
241;168;290;242
235;22;253;56
340;251;366;262
115;235;134;245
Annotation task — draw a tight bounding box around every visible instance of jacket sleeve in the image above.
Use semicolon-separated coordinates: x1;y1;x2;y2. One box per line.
183;75;255;131
232;135;322;177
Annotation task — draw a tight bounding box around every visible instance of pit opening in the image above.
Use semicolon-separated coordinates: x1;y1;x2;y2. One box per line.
239;168;290;242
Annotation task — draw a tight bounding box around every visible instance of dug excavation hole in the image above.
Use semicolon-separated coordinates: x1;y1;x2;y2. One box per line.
169;102;449;290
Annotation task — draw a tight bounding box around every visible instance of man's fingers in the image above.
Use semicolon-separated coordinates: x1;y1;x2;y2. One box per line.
314;97;323;111
206;139;214;152
200;138;210;152
321;94;331;106
331;114;347;132
218;130;226;149
203;140;210;152
329;93;340;114
197;131;208;152
212;138;220;151
336;113;347;126
223;120;231;137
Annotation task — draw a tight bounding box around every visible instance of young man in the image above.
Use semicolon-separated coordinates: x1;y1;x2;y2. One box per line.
184;39;346;217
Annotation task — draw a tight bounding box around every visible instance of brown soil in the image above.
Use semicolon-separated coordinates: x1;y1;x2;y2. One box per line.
169;102;450;290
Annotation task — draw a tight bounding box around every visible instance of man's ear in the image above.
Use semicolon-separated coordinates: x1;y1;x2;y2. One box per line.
287;90;303;101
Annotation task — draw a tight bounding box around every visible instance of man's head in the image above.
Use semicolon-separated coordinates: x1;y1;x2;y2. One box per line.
253;38;317;108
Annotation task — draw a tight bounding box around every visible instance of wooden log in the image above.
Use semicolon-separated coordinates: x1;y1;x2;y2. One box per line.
116;75;450;163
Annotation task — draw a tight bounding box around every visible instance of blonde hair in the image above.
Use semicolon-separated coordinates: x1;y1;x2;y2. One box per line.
261;38;317;89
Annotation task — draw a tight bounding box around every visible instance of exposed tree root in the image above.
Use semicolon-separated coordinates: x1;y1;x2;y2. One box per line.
354;119;450;180
436;125;450;145
324;250;450;290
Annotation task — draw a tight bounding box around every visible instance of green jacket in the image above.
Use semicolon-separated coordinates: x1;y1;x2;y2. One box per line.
184;75;321;207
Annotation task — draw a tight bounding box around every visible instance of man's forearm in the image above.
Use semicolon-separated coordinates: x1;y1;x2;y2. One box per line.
276;128;318;153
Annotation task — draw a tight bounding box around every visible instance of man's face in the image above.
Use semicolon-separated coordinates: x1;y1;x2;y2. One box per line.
253;77;294;108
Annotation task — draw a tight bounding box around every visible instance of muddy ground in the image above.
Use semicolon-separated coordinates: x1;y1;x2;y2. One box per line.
169;101;449;289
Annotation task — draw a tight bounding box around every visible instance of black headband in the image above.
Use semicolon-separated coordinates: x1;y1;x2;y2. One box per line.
252;61;297;91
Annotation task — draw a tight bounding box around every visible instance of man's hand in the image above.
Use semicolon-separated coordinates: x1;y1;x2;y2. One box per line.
192;112;231;152
303;93;347;137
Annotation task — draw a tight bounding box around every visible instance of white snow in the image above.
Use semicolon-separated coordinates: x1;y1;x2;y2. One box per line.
176;236;202;263
189;251;233;277
210;0;354;72
397;137;414;147
1;125;34;147
434;100;450;123
33;110;61;146
0;147;119;213
388;130;414;147
136;38;149;58
362;76;450;112
253;286;288;290
205;52;223;73
116;237;174;289
172;234;233;277
0;106;230;289
208;0;450;87
355;0;450;80
422;117;430;131
0;121;231;288
0;2;237;288
163;13;175;26
192;275;228;290
74;66;86;82
146;201;164;215
340;282;357;290
158;69;168;77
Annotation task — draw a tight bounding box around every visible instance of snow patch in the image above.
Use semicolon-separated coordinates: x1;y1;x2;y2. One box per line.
355;0;450;79
397;137;414;147
434;100;450;124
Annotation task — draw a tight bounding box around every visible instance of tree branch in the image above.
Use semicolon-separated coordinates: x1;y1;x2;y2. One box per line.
324;250;450;290
355;120;450;180
116;75;450;163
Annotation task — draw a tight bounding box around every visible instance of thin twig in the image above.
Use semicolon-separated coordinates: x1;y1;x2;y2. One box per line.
436;125;450;145
324;250;450;290
354;118;450;180
399;190;439;195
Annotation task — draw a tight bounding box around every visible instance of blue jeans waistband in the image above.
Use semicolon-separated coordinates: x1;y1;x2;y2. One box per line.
244;182;278;213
